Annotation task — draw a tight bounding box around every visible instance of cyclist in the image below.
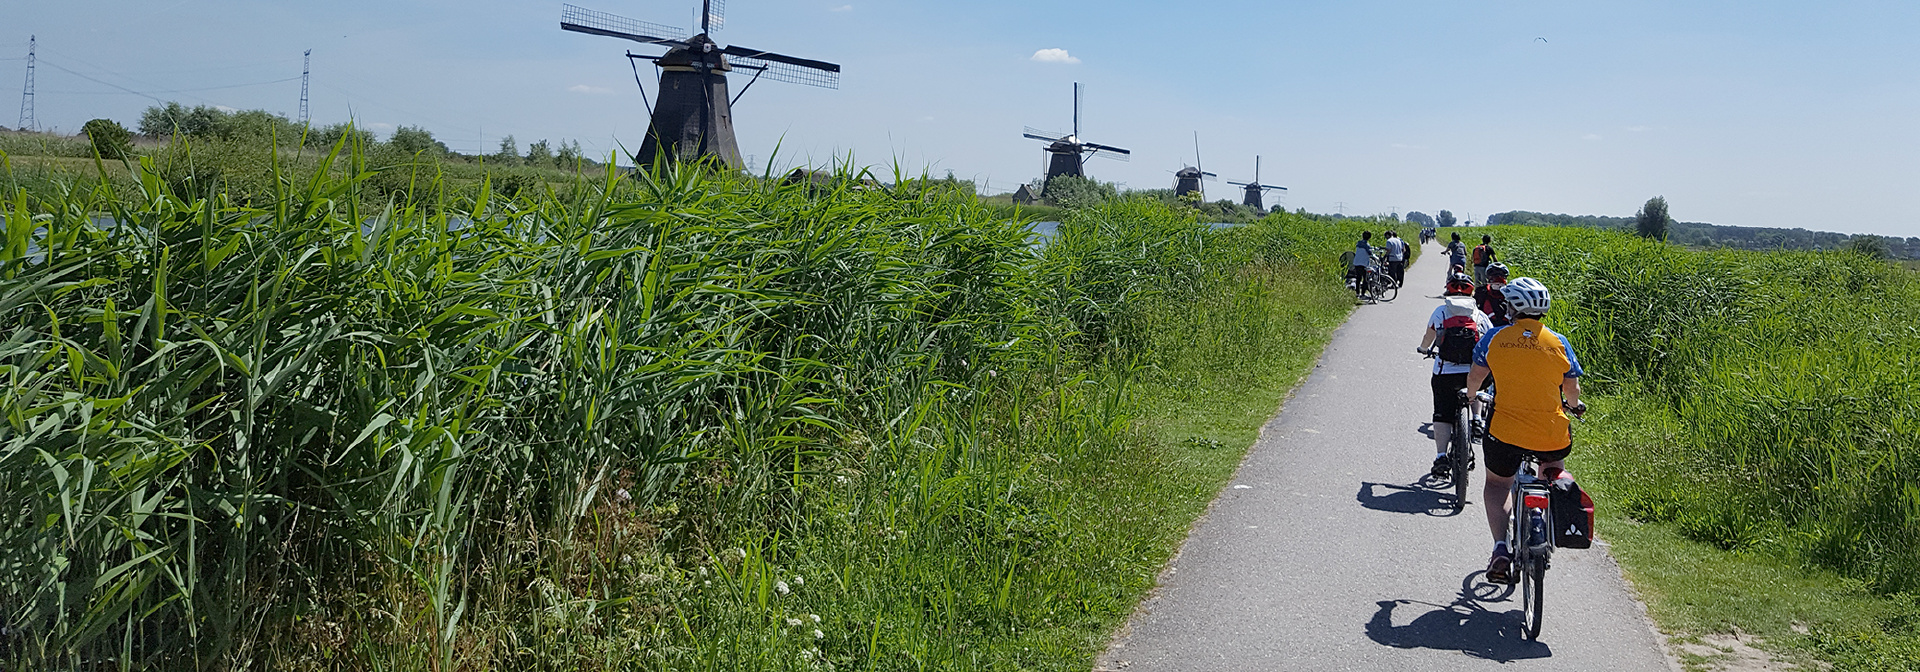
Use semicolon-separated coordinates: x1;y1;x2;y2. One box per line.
1382;230;1409;286
1474;262;1513;327
1416;272;1491;478
1472;235;1498;285
1447;233;1468;273
1466;277;1587;583
1348;231;1377;299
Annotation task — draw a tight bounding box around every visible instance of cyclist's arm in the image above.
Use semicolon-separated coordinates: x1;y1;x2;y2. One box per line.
1419;326;1438;351
1561;376;1581;407
1467;364;1490;393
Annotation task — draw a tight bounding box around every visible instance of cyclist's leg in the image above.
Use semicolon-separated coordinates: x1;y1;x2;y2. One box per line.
1430;373;1466;456
1482;435;1525;543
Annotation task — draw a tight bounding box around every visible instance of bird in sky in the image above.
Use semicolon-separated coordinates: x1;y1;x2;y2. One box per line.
1536;37;1548;43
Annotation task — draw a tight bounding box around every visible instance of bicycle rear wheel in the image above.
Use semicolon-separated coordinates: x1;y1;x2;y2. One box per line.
1521;559;1545;640
1373;275;1398;302
1451;402;1472;509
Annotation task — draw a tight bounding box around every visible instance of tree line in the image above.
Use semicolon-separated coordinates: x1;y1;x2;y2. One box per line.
1488;205;1915;260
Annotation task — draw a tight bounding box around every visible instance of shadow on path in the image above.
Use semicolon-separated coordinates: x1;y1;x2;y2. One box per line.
1357;481;1459;517
1365;572;1553;662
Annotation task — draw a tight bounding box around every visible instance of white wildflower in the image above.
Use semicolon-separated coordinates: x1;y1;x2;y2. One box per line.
786;617;802;627
614;488;631;501
808;613;820;623
733;548;747;560
799;648;815;661
792;575;804;586
775;580;791;595
812;629;824;639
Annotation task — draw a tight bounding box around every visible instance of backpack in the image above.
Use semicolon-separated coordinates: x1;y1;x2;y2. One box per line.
1472;244;1492;266
1546;470;1595;549
1436;298;1480;365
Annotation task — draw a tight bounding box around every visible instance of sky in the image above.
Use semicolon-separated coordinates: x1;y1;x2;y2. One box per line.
5;0;1918;238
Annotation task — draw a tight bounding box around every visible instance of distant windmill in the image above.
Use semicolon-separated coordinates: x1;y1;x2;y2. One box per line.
1022;82;1129;191
1227;155;1286;212
1172;132;1216;200
561;1;840;169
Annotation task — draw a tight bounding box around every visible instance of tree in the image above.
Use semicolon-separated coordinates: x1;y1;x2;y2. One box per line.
308;122;375;150
493;135;520;165
525;139;553;167
81;118;133;159
1042;175;1116;209
1405;211;1435;227
138;102;222;138
1847;234;1891;260
555;139;582;167
387;125;447;156
1635;196;1670;240
1436;210;1457;227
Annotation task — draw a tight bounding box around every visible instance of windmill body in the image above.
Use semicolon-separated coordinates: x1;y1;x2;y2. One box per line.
1173;133;1216;200
1227;155;1287;212
1023;83;1128;193
561;2;839;170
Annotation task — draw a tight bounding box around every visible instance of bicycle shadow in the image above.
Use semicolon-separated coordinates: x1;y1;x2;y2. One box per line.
1417;422;1435;439
1356;481;1460;517
1364;572;1553;661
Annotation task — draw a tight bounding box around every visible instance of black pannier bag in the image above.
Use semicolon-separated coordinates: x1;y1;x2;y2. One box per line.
1547;470;1595;549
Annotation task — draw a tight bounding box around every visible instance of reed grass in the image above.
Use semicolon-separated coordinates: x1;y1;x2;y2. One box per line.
1;138;1374;670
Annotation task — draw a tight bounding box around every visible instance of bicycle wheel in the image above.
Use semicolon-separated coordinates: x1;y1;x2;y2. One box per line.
1521;558;1545;640
1373;275;1398;302
1451;401;1472;509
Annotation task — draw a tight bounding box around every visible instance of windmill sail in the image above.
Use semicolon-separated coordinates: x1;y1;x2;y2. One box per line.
722;45;840;88
562;4;688;45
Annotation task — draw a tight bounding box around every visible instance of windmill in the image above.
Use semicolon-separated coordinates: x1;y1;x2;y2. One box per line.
1227;156;1286;212
561;1;840;169
1022;82;1129;192
1172;132;1216;200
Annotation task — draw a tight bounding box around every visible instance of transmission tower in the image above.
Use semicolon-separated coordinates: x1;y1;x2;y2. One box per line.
16;36;35;131
298;49;311;126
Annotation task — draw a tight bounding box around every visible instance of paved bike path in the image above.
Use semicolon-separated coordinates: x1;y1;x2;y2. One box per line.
1098;244;1673;671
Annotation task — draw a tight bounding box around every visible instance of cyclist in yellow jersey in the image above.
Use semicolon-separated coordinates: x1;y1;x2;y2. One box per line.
1466;277;1587;582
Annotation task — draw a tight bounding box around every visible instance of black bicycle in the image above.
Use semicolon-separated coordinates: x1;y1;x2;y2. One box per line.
1417;349;1475;508
1495;396;1585;641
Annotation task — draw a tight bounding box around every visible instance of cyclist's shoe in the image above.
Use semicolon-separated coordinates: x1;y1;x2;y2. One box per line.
1487;546;1515;584
1463;451;1477;472
1430;454;1452;478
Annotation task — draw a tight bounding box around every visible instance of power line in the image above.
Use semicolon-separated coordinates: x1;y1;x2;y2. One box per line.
17;36;35;131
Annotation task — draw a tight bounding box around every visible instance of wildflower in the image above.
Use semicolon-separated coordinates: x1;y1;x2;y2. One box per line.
621;554;633;564
809;613;821;623
813;629;824;639
988;369;999;378
799;649;816;661
775;580;791;595
792;575;804;586
615;488;631;502
786;617;802;626
733;548;747;560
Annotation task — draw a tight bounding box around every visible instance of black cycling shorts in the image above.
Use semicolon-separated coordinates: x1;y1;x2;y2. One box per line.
1484;433;1572;478
1430;372;1468;424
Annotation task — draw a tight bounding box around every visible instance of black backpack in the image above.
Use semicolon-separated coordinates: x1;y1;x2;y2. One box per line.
1436;300;1479;365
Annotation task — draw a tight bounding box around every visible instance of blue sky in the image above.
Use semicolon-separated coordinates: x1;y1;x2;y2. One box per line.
6;1;1917;237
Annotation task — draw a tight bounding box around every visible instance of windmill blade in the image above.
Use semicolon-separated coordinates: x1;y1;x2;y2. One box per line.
1024;126;1068;139
1228;181;1250;187
1089;150;1129;163
1082;142;1129;156
723;44;840;88
1265;185;1288;191
1023;132;1065;143
562;4;688;46
1203;171;1218;181
706;0;726;31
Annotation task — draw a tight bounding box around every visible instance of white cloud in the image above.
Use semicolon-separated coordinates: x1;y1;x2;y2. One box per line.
568;84;613;94
367;122;395;132
1582;133;1602;141
829;4;852;11
214;105;238;113
1031;48;1080;64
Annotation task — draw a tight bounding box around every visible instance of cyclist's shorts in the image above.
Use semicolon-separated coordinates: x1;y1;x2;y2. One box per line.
1484;434;1571;478
1430;372;1468;424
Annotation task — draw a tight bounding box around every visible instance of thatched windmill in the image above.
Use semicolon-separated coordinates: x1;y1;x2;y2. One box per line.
561;1;840;169
1227;156;1286;211
1022;83;1129;190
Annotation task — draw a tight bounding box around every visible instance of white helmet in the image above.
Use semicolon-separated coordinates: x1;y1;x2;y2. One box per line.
1500;277;1552;316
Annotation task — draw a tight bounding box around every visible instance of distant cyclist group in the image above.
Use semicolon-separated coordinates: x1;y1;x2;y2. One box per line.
1401;232;1592;637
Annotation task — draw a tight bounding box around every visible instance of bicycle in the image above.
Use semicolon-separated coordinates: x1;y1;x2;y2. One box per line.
1416;348;1474;509
1357;255;1398;303
1492;396;1585;641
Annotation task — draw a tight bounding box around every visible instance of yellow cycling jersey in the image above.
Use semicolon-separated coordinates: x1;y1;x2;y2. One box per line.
1473;318;1585;451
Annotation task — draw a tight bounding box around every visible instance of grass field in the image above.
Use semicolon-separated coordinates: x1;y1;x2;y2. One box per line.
1487;225;1920;670
0;141;1387;670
